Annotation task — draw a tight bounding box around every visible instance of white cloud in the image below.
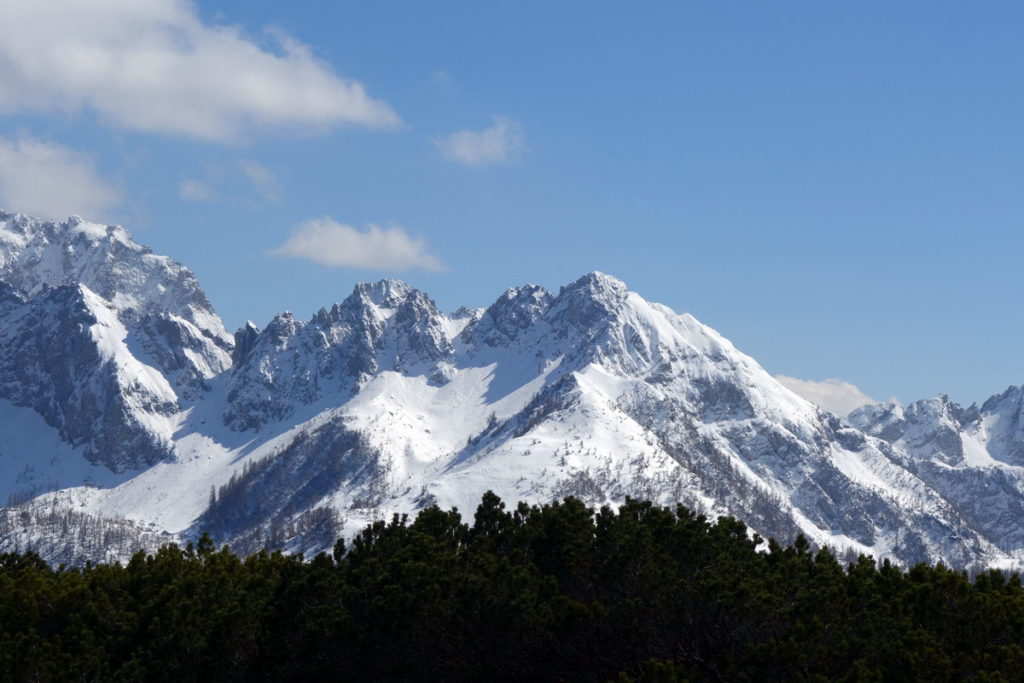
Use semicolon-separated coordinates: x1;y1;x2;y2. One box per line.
179;178;214;203
0;0;400;142
775;375;879;417
436;115;525;166
272;217;443;272
238;160;280;203
0;134;121;220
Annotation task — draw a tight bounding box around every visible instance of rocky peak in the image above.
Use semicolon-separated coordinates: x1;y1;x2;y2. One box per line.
462;284;554;347
849;400;907;441
977;386;1024;465
0;212;226;335
546;271;630;337
556;271;628;308
350;279;415;309
981;385;1024;417
332;280;442;331
224;280;455;430
450;305;482;320
0;212;235;404
907;395;961;424
6;261;1024;570
261;312;302;347
232;321;261;365
390;291;453;373
851;396;967;465
337;281;452;368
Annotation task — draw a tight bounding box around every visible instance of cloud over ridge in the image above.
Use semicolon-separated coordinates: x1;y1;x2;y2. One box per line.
0;0;401;142
272;217;443;272
0;134;121;221
775;375;879;417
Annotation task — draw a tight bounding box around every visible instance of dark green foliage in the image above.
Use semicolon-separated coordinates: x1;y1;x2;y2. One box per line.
2;494;1024;681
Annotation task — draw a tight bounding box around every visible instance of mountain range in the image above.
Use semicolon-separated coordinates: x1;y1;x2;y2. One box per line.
1;210;1023;569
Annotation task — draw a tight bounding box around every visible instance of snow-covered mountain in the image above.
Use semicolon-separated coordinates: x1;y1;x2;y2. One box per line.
850;389;1024;553
0;212;232;397
1;211;1023;569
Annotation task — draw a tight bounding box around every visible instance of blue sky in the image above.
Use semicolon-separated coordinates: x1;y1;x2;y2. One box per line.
0;1;1022;409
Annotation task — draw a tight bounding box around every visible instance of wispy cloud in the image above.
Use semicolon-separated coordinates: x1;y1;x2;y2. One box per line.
238;160;281;203
0;0;401;142
775;375;879;417
178;160;281;205
436;115;525;166
179;178;214;203
0;134;121;221
272;217;443;271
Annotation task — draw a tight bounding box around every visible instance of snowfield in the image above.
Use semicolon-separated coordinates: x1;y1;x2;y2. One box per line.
1;211;1024;569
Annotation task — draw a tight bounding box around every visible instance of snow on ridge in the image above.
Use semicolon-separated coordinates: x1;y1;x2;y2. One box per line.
80;285;179;410
0;210;230;344
1;213;1024;567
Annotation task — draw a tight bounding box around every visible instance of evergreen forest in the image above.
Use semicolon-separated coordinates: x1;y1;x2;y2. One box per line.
3;493;1024;681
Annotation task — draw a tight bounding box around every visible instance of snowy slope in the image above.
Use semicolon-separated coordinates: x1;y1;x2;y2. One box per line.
0;282;179;471
851;388;1024;554
0;211;232;398
1;212;1023;568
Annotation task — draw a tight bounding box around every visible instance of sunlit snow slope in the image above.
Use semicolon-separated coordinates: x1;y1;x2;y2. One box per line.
1;211;1023;569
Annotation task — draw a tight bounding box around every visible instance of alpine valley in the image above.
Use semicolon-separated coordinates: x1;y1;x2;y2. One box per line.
2;211;1024;570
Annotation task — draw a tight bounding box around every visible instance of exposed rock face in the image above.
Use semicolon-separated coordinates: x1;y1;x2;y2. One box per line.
206;270;1019;566
850;387;1024;553
0;212;237;471
851;397;968;465
224;280;454;431
460;284;553;349
979;387;1024;467
0;213;221;328
0;212;232;399
0;283;176;471
3;212;1024;569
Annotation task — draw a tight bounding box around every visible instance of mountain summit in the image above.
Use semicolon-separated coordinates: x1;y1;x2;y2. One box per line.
1;214;1024;568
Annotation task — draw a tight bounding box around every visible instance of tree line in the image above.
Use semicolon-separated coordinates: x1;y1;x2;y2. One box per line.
2;492;1024;681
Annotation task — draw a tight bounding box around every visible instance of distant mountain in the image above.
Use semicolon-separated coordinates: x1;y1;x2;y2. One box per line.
850;388;1024;553
0;211;1022;569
